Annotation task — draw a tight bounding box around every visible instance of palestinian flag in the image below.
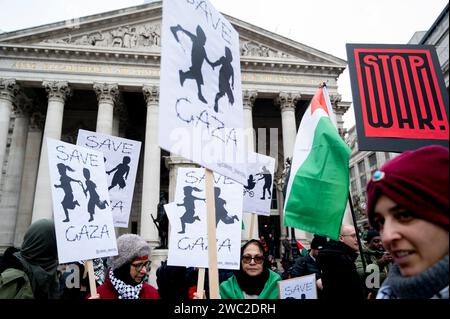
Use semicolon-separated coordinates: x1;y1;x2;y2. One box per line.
296;240;308;256
284;85;350;240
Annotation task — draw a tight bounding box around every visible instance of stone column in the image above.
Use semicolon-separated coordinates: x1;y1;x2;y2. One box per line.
0;95;30;248
140;85;160;247
93;83;118;135
277;92;309;241
165;156;199;202
331;94;351;138
241;90;258;241
0;79;19;187
277;92;300;161
32;81;71;222
242;90;257;152
14;112;45;246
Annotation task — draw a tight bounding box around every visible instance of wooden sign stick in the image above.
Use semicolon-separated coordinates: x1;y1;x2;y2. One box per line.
196;267;205;299
249;213;256;239
85;259;99;298
205;168;220;299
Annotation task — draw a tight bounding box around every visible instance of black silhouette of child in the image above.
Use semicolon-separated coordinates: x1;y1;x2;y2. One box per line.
214;187;239;227
106;156;130;191
177;186;205;234
81;168;109;222
171;24;213;104
210;47;234;112
54;163;82;222
244;174;256;190
257;166;272;200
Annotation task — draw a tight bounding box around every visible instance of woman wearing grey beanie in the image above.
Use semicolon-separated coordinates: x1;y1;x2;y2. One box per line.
90;234;159;299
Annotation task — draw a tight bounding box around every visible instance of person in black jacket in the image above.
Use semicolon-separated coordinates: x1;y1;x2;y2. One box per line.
316;225;365;300
290;235;326;298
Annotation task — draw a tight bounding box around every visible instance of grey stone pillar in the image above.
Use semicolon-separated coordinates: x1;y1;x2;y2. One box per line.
0;96;30;248
0;79;19;188
14;112;44;246
165;157;199;203
330;94;350;138
242;90;257;152
277;92;310;241
277;92;300;161
140;85;160;247
94;83;118;135
32;81;71;222
241;90;258;241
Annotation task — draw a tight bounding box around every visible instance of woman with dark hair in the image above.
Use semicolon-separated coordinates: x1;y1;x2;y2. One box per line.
219;239;281;299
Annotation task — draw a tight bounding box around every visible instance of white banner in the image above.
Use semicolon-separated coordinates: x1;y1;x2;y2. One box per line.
159;0;247;184
47;138;117;263
166;168;243;269
243;152;276;216
76;129;141;228
278;274;318;299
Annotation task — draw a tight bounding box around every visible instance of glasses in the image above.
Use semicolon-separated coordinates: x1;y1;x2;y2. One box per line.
131;260;151;271
242;255;264;264
341;233;357;238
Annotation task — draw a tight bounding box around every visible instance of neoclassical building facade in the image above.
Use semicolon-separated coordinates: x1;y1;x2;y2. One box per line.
0;2;350;260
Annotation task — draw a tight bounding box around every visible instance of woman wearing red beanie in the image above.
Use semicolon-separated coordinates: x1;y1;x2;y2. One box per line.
366;145;449;299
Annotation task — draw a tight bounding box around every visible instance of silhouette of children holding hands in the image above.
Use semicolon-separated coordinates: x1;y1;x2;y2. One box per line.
214;187;239;227
106;156;130;191
210;47;234;112
81;168;109;222
171;24;213;104
257;166;272;200
54;163;82;222
177;186;205;234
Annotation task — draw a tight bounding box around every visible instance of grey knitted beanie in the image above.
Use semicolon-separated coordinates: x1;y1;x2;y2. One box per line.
109;234;151;270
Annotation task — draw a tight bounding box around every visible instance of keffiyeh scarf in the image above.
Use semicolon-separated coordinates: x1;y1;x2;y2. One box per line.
109;269;143;299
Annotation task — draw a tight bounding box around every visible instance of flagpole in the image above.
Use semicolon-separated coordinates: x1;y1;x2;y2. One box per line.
347;193;367;272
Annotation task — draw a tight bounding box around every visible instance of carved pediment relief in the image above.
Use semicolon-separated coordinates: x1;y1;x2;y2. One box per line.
239;39;303;60
40;23;161;50
0;2;344;67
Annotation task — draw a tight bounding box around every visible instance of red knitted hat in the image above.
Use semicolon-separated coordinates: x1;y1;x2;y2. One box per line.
366;145;449;231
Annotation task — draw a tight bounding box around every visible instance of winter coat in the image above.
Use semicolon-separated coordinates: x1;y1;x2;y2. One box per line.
316;240;365;300
0;268;34;299
290;252;321;279
93;270;160;299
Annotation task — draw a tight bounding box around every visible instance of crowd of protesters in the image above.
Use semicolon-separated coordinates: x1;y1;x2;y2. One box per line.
0;145;448;299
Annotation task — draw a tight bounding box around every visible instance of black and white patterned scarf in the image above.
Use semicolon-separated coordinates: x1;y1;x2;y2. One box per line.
109;269;143;299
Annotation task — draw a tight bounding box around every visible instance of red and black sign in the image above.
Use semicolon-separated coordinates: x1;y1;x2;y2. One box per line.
346;44;449;152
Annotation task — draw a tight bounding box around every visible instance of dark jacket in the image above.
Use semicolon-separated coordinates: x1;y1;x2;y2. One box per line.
316;240;364;300
290;252;321;280
93;270;160;299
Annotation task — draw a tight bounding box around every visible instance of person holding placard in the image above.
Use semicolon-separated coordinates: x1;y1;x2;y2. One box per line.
366;145;449;299
0;219;60;299
90;234;159;299
219;239;281;299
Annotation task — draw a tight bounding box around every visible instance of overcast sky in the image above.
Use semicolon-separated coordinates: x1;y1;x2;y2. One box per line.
0;0;447;128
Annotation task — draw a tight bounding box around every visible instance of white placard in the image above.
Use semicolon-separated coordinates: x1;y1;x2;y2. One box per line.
159;0;247;184
76;129;141;228
47;138;117;263
166;168;243;269
278;274;318;299
243;152;276;216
